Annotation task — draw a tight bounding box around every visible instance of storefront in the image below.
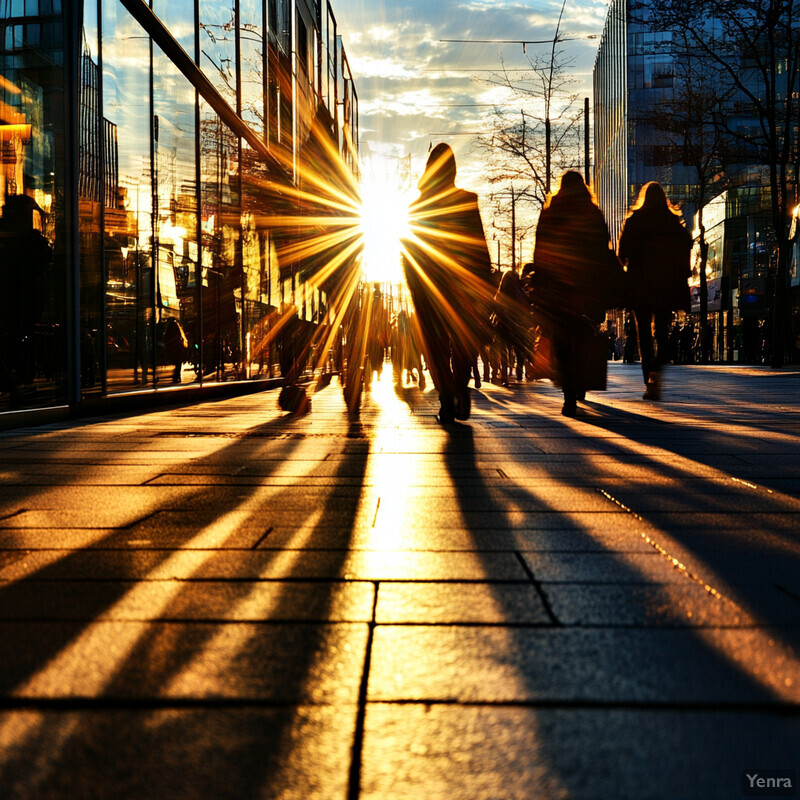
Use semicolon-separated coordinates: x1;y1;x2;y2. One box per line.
0;0;358;417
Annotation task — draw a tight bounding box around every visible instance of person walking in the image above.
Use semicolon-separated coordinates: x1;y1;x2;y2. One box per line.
491;269;534;387
618;182;692;400
531;171;625;417
402;143;493;422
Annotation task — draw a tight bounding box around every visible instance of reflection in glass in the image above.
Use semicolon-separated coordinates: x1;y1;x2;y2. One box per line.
103;0;154;390
153;0;198;385
80;3;103;393
0;0;66;409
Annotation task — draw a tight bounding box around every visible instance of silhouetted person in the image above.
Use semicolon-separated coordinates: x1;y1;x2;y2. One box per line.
392;308;426;388
669;320;682;364
531;171;624;417
623;312;639;363
618;182;692;400
492;269;534;386
277;305;312;414
480;269;503;384
402;143;493;422
680;322;696;365
607;322;618;360
164;317;189;384
366;284;388;385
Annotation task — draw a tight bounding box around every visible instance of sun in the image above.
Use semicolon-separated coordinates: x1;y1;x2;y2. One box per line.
358;174;413;284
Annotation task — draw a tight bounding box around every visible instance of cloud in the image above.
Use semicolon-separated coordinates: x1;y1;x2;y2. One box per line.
334;0;604;200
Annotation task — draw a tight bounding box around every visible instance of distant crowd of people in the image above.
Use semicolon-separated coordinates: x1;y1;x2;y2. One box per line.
395;145;691;419
279;143;695;420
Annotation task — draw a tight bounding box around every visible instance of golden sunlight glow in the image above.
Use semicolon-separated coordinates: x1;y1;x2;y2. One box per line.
358;175;412;283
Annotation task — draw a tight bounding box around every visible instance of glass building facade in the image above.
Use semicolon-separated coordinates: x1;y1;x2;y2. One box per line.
593;0;698;246
0;0;358;414
592;0;797;362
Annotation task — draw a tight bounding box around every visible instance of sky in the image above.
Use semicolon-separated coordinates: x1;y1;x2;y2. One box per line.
332;0;610;196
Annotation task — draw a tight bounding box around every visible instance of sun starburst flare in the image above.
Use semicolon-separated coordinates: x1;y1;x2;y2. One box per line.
242;127;496;413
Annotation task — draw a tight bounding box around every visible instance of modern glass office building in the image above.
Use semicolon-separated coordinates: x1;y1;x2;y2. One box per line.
0;0;359;416
593;0;699;246
592;0;798;363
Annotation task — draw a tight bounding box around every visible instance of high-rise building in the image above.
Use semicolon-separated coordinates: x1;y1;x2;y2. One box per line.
0;0;359;416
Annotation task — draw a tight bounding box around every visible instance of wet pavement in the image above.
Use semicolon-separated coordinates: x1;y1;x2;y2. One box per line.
0;362;799;799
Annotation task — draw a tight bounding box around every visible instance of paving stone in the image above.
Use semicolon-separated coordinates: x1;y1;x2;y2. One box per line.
261;526;654;553
0;580;374;622
521;551;685;583
360;705;800;800
0;621;368;702
0;706;356;800
542;583;760;627
0;549;527;582
0;524;263;549
375;582;550;624
0;465;164;486
367;626;800;704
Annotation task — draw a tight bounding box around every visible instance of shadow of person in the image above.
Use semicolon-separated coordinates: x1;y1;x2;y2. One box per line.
575;395;800;648
435;413;800;799
0;398;372;799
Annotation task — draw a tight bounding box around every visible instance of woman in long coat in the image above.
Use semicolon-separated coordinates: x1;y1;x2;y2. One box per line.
532;171;624;416
618;182;692;400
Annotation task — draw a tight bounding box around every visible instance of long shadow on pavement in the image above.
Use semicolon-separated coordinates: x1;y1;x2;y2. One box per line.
0;392;371;799
435;414;800;799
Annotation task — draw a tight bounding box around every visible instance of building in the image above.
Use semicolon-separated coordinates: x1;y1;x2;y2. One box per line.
0;0;359;415
592;0;798;363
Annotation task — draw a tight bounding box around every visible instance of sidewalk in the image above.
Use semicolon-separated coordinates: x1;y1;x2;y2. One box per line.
0;362;799;799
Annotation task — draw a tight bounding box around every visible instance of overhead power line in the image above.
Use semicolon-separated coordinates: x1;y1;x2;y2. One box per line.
440;34;598;53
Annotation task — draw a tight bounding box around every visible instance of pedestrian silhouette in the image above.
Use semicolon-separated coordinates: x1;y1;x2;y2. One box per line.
366;283;388;385
531;171;625;416
402;143;493;422
618;182;692;400
277;305;312;414
163;317;189;384
680;321;696;365
392;308;426;388
491;269;534;386
623;311;638;364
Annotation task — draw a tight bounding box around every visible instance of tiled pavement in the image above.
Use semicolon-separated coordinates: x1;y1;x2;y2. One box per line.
0;362;799;799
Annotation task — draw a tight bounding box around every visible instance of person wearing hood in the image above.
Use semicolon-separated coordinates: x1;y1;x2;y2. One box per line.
402;143;493;422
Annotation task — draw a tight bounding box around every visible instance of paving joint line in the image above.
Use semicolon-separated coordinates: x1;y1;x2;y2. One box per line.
597;489;740;607
514;551;561;625
347;581;379;800
250;527;274;549
2;697;797;714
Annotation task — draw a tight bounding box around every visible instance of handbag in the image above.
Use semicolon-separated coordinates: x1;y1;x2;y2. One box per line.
576;318;607;391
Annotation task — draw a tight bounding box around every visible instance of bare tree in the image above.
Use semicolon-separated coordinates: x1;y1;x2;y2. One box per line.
474;1;585;265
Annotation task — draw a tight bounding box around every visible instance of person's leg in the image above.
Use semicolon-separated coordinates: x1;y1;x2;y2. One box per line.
653;311;671;372
452;344;473;420
552;333;577;416
635;308;654;387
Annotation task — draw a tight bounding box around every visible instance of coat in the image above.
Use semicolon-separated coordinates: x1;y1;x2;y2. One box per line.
618;208;692;312
532;192;625;332
403;185;494;357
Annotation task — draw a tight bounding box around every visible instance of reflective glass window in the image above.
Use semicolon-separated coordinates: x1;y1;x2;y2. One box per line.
102;0;154;390
152;0;198;385
0;0;67;409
